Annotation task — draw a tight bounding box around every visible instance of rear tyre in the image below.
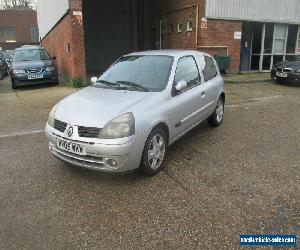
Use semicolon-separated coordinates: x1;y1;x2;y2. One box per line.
208;97;225;127
140;127;167;176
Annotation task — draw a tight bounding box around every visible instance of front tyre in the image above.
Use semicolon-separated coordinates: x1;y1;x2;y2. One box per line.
140;127;167;176
11;79;19;90
208;97;224;127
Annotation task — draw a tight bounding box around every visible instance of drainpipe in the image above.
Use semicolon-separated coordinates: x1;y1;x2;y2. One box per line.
195;5;199;47
159;19;162;50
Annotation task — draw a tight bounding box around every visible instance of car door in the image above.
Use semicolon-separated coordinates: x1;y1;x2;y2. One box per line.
168;56;208;142
197;55;223;118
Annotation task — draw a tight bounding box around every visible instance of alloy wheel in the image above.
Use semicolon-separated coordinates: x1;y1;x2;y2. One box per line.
216;99;224;123
148;134;166;170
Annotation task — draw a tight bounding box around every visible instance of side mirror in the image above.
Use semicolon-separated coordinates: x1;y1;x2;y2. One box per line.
91;77;98;83
175;80;188;92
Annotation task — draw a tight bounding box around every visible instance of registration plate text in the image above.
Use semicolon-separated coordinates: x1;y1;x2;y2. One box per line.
57;139;86;156
28;74;43;80
276;72;287;78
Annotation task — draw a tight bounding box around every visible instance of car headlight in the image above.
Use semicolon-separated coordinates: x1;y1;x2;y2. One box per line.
99;113;135;139
46;66;55;72
295;69;300;73
47;104;59;128
13;69;25;74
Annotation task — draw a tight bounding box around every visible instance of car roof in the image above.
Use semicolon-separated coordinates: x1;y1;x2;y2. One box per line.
126;50;209;58
15;45;44;51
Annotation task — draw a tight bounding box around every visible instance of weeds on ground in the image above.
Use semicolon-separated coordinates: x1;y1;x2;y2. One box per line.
68;77;88;88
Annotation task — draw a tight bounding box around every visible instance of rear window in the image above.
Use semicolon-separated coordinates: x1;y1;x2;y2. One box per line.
14;49;50;62
199;56;218;82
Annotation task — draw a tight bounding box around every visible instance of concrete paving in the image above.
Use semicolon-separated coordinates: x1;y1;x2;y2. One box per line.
0;76;13;93
0;79;299;249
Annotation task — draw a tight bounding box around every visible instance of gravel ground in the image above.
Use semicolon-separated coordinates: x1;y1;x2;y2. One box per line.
0;79;299;249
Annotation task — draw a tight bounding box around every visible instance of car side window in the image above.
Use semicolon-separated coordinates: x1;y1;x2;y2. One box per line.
174;56;200;89
201;56;217;82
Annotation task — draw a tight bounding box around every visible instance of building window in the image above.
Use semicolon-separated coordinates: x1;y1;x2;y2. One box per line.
250;23;300;71
187;20;193;32
273;24;287;54
161;24;166;34
0;26;17;43
31;27;39;42
168;24;173;34
177;23;183;33
286;25;298;53
297;28;300;53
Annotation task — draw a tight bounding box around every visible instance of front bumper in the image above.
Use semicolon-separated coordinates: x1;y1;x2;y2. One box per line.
276;72;300;84
45;124;148;172
11;71;58;86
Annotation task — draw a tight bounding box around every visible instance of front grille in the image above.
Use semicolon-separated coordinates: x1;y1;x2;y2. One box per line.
50;144;107;170
282;68;293;73
78;126;101;138
25;68;45;74
54;119;67;133
276;67;283;72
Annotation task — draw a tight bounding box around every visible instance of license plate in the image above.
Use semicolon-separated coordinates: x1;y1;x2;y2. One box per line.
28;74;43;80
56;138;86;156
276;72;287;78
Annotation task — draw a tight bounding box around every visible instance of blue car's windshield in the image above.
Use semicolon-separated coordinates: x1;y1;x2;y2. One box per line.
97;55;173;92
14;49;50;62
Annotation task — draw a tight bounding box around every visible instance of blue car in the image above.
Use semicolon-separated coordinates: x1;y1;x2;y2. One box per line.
9;45;58;89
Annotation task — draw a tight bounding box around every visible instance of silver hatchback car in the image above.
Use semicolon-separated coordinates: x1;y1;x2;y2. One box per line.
45;50;225;176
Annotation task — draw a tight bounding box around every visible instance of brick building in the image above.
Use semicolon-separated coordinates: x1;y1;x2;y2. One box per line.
0;8;39;50
37;0;300;80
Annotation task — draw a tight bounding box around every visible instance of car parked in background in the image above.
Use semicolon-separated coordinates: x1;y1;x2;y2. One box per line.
271;56;300;84
9;45;58;89
45;50;225;176
0;50;15;69
0;53;9;80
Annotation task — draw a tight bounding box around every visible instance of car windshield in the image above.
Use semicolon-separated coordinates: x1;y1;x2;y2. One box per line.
14;48;50;62
96;55;173;92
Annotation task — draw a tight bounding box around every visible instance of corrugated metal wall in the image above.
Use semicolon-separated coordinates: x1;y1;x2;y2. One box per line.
37;0;69;39
205;0;300;24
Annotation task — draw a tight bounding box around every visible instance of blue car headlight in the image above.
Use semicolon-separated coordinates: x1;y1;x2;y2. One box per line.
46;66;55;72
13;69;25;74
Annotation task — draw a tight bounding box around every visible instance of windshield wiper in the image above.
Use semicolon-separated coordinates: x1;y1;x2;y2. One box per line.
116;81;149;92
94;80;129;90
96;80;121;87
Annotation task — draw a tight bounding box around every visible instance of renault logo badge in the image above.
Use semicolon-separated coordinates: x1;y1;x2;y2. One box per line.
67;126;74;137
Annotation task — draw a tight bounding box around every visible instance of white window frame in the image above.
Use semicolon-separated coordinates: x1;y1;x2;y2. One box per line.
252;24;300;71
187;20;193;32
177;23;183;33
272;24;288;55
297;26;300;54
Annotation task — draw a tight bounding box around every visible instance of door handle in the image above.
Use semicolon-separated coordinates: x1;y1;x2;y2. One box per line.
201;92;206;97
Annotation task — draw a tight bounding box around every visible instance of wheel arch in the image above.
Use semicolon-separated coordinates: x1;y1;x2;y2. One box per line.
151;122;170;146
220;92;225;102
